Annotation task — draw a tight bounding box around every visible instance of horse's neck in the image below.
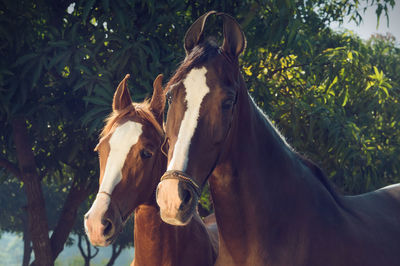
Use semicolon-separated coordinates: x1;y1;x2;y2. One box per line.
133;205;216;266
210;90;342;262
212;91;303;195
133;204;172;265
134;149;216;265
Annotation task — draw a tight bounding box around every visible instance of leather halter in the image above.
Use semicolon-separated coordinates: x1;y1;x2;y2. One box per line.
160;136;169;158
159;96;237;199
159;50;239;200
97;191;112;197
159;88;238;200
96;191;128;224
160;170;202;197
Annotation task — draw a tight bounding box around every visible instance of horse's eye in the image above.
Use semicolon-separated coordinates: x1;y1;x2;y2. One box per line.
222;99;234;110
140;149;153;159
166;91;172;105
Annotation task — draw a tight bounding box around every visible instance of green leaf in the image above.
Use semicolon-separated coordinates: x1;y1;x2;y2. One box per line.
48;41;70;48
93;84;113;100
365;81;374;91
347;51;352;60
49;52;68;69
380;86;389;98
82;96;110;106
13;53;37;67
327;76;338;93
81;106;110;126
32;57;44;87
342;88;349;107
373;66;383;80
73;79;91;91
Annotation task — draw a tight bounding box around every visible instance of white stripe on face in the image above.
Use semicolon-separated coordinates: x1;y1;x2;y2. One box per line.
85;120;142;245
99;121;143;194
167;67;210;171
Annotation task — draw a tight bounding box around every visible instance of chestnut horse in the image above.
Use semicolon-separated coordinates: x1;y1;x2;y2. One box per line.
84;74;218;265
156;11;400;266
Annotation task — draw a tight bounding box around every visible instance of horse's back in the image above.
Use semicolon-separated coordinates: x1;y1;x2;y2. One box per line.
346;182;400;220
377;183;400;200
337;183;400;266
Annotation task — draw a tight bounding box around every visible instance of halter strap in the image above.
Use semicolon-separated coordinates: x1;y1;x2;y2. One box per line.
159;90;238;199
160;136;169;158
160;170;202;197
97;191;112;198
96;191;128;224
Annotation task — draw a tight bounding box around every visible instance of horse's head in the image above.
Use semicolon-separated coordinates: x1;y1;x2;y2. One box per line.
85;74;166;246
156;12;246;225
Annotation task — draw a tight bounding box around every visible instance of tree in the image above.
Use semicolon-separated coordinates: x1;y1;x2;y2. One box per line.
0;1;99;264
244;28;400;194
71;195;134;266
105;218;134;266
0;0;397;264
77;234;99;266
0;178;30;264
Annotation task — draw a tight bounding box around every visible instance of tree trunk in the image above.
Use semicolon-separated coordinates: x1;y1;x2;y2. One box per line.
49;178;93;261
106;244;122;266
12;116;53;266
22;209;32;266
78;233;99;266
29;177;93;265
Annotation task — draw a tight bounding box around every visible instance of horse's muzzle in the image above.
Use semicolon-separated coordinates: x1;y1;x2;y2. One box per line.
156;170;200;226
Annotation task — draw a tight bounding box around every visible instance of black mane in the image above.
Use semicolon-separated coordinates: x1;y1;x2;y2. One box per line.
166;40;220;90
297;154;347;207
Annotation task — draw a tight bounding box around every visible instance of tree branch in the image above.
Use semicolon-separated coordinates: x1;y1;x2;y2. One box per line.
49;174;93;261
0;157;21;179
77;234;87;259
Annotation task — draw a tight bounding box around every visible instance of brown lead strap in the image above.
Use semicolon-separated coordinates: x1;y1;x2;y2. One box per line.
160;170;202;197
161;136;169;158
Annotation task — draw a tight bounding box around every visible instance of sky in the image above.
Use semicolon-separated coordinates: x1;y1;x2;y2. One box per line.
330;2;400;44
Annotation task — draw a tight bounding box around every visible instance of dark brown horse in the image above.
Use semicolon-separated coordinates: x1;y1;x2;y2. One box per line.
156;11;400;266
84;74;218;265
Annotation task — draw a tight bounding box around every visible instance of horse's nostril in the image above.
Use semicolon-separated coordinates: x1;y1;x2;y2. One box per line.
102;218;114;237
180;188;192;208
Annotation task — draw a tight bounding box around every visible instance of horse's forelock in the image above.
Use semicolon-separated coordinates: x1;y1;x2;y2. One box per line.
166;40;219;91
134;102;164;138
100;101;163;140
100;105;134;138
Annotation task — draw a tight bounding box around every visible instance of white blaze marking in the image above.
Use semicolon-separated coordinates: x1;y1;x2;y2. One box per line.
85;121;142;243
99;121;143;194
167;67;210;171
156;178;182;221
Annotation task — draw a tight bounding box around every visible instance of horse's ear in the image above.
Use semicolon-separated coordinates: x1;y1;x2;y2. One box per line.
150;74;165;125
113;74;132;111
184;10;217;55
219;13;246;58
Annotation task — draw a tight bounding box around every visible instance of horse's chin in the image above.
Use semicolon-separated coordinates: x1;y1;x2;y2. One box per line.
156;180;198;226
104;233;119;246
104;211;131;245
89;233;117;247
161;214;193;226
160;208;194;226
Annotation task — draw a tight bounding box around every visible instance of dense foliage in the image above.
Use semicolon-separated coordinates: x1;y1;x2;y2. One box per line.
0;0;398;264
246;31;400;194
